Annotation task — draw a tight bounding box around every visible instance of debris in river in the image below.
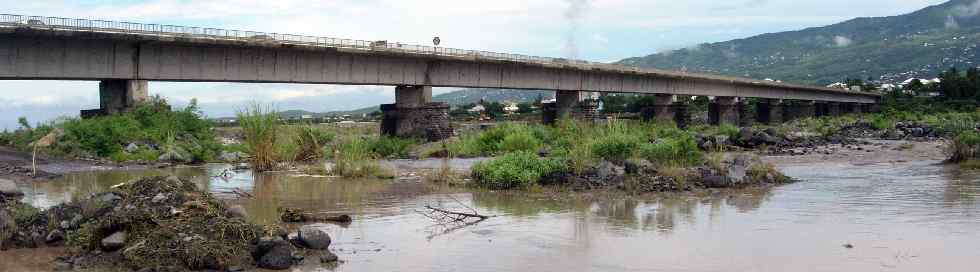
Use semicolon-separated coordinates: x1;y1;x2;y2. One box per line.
279;208;353;223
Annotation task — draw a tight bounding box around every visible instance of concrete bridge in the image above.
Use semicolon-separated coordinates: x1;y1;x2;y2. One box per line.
0;14;880;140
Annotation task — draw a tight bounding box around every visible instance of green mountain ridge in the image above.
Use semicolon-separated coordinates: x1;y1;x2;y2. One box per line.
618;0;980;85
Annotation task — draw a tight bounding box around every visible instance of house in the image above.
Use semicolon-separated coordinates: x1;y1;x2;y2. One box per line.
503;103;520;113
827;82;848;89
468;104;486;113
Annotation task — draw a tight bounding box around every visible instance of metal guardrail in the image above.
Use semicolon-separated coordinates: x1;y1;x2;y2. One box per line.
0;14;602;67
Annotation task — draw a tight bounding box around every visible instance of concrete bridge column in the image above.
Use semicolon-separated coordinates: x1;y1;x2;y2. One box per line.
651;94;676;123
737;99;753;127
710;96;739;126
81;79;148;118
844;103;860;114
827;102;841;116
788;101;815;120
555;90;582;120
381;85;452;141
756;99;784;124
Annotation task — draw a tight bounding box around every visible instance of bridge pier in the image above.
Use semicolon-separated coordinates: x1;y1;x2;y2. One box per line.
709;96;739;126
651;94;676;123
756;99;784;125
737;99;753;127
80;80;148;118
827;102;841;117
380;85;452;141
787;101;815;120
543;90;600;124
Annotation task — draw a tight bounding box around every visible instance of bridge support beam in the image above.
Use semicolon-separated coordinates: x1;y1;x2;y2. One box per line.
827;102;841;116
756;99;784;125
81;80;148;118
648;94;676;123
543;91;600;124
787;101;815;120
381;85;452;141
737;99;753;127
709;96;739;126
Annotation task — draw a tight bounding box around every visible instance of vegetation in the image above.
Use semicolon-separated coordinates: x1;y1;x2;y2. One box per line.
470;151;566;189
330;136;395;179
0;97;220;163
237;104;282;171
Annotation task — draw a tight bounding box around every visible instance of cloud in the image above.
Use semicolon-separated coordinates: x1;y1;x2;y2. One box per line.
946;15;960;29
952;0;980;17
833;35;853;47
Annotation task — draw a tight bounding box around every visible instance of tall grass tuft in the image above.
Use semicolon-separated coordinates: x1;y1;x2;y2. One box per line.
332;136;392;178
292;125;335;162
947;131;980;163
237;104;281;171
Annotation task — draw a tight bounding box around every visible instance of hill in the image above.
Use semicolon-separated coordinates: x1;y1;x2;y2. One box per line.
618;0;980;85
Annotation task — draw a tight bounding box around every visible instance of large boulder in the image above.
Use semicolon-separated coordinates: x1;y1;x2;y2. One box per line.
298;225;332;250
0;178;24;199
101;231;127;251
253;236;294;270
218;151;246;163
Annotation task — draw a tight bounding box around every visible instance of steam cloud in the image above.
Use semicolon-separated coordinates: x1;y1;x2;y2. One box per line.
952;0;980;17
833;36;853;47
563;0;590;60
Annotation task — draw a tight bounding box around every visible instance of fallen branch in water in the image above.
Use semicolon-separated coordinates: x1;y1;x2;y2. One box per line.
279;208;352;223
421;205;488;222
417;196;493;240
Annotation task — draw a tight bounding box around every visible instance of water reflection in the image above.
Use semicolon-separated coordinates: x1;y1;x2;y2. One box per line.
5;160;980;272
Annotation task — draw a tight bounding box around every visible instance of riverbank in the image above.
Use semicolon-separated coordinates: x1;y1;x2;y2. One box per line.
1;134;975;272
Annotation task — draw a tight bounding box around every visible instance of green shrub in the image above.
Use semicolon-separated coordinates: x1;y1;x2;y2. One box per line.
591;133;641;162
471;151;566;189
370;136;418;158
445;132;484;158
497;130;542;153
639;135;702;167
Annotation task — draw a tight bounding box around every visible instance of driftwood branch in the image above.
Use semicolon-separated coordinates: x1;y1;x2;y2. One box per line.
416;195;494;239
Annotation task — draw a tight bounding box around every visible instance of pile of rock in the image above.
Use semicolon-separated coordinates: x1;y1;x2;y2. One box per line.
2;175;341;271
884;122;941;140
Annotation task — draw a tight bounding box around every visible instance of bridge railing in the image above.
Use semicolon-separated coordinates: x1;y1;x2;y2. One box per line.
0;14;612;68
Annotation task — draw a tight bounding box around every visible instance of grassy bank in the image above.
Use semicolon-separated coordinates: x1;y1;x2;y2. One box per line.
0;97;221;163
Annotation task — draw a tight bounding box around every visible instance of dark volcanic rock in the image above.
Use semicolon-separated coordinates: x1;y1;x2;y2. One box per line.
298;225;331;250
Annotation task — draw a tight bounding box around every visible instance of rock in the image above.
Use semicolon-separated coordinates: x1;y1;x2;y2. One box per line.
257;246;293;270
101;231;127;251
151;193;168;203
46;229;64;244
53;260;72;271
158;148;191;163
732;154;761;167
702;174;730;188
218;151;246;163
595;161;625;181
738;128;754;143
227;205;248;219
0;178;24;198
727;164;747;184
226;266;245;272
298;225;332;249
253;237;294;270
125;143;140;153
319;251;339;263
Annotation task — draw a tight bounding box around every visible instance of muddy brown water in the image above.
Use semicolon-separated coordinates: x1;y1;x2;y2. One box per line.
2;158;979;272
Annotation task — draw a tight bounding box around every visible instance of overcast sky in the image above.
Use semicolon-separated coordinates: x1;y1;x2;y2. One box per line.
0;0;952;129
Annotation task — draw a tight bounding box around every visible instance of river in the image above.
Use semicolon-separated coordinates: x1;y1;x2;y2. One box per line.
3;157;979;271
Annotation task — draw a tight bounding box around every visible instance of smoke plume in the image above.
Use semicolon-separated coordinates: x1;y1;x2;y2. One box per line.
562;0;590;60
